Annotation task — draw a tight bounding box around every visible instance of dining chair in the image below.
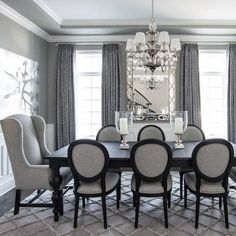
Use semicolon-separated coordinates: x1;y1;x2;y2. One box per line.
179;125;205;199
68;139;121;228
137;125;165;141
1;114;72;215
184;138;233;228
96;124;121;142
130;139;172;228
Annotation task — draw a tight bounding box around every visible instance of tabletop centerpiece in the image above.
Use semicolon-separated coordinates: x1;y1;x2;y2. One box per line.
170;111;188;149
115;111;133;149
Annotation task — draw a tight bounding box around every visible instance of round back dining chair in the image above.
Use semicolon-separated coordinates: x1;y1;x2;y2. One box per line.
184;138;233;229
179;124;205;199
96;124;121;142
182;124;205;142
68;139;120;228
130;139;172;228
137;125;165;141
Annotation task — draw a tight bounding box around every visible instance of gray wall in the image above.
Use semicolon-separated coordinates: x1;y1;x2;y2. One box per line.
0;13;48;120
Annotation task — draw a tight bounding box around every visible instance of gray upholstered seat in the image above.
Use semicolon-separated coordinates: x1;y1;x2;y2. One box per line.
131;174;172;194
77;172;119;194
1;114;72;214
137;125;165;141
179;124;205;199
184;172;226;194
184;139;233;229
68;139;121;229
96;125;121;142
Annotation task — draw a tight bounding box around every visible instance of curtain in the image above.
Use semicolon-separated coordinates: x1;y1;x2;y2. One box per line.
55;44;75;149
179;44;201;127
102;44;121;125
228;44;236;143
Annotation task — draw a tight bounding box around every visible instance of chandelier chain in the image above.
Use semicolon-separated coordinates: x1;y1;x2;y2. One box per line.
151;0;155;21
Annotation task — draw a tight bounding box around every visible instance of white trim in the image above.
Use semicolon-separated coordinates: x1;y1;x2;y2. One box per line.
50;34;236;43
61;19;236;27
0;0;51;41
32;0;62;25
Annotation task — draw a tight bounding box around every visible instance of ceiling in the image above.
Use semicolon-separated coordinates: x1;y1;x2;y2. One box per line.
1;0;236;40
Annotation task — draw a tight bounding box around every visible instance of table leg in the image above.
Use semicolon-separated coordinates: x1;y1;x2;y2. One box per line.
49;167;62;221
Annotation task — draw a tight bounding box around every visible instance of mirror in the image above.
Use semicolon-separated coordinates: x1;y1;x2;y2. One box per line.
127;54;175;121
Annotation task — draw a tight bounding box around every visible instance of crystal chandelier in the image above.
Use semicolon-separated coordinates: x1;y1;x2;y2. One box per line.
126;0;181;76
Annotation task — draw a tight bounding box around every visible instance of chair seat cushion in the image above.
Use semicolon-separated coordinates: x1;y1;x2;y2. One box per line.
77;172;119;194
184;172;226;194
230;167;236;182
131;174;172;194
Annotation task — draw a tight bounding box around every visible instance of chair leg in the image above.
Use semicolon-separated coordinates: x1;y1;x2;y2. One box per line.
133;192;136;207
223;195;229;228
82;197;86;209
101;195;107;229
180;172;184;199
134;194;140;228
184;183;187;208
59;190;64;215
14;189;21;215
167;192;171;208
116;178;121;209
219;197;222;209
163;194;168;228
74;195;79;228
195;195;200;229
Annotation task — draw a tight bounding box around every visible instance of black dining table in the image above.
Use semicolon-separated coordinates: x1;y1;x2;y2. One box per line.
45;141;236;221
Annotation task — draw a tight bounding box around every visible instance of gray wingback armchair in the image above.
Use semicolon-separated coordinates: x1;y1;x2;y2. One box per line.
1;114;72;214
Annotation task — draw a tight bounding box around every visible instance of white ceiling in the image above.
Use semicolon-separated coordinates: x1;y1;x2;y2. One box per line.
1;0;236;40
37;0;236;21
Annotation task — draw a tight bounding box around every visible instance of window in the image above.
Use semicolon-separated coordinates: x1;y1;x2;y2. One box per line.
75;50;102;139
199;49;227;138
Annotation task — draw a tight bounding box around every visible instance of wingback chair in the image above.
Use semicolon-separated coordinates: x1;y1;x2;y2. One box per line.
1;114;72;215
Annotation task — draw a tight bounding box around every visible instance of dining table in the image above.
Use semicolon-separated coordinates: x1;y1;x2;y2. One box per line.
45;141;236;221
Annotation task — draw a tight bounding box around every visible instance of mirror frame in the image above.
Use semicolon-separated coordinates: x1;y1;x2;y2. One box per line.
126;52;176;120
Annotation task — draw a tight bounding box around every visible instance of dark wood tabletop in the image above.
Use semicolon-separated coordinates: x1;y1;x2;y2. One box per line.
46;141;236;169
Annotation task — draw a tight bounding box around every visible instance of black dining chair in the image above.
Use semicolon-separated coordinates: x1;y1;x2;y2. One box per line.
130;139;172;228
137;125;166;141
184;138;233;229
68;139;121;228
179;124;205;199
96;124;121;142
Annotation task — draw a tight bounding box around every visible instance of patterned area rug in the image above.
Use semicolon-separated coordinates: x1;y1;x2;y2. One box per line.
1;172;236;236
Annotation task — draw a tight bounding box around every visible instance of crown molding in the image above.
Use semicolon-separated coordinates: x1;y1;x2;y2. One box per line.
32;0;62;25
0;0;51;41
61;19;236;28
49;34;236;43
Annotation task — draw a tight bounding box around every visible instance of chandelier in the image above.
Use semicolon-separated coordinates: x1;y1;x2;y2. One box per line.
126;0;181;77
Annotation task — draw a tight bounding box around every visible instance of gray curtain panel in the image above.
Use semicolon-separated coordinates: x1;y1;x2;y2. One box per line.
102;44;121;125
228;44;236;143
56;44;75;149
179;44;201;127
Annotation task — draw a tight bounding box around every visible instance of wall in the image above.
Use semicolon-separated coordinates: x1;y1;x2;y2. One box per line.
0;13;48;120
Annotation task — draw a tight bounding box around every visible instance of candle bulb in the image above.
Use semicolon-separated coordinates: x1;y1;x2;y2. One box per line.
119;118;128;135
175;117;183;134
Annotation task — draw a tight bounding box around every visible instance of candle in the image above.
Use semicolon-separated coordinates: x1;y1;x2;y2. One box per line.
120;118;128;135
175;117;183;134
